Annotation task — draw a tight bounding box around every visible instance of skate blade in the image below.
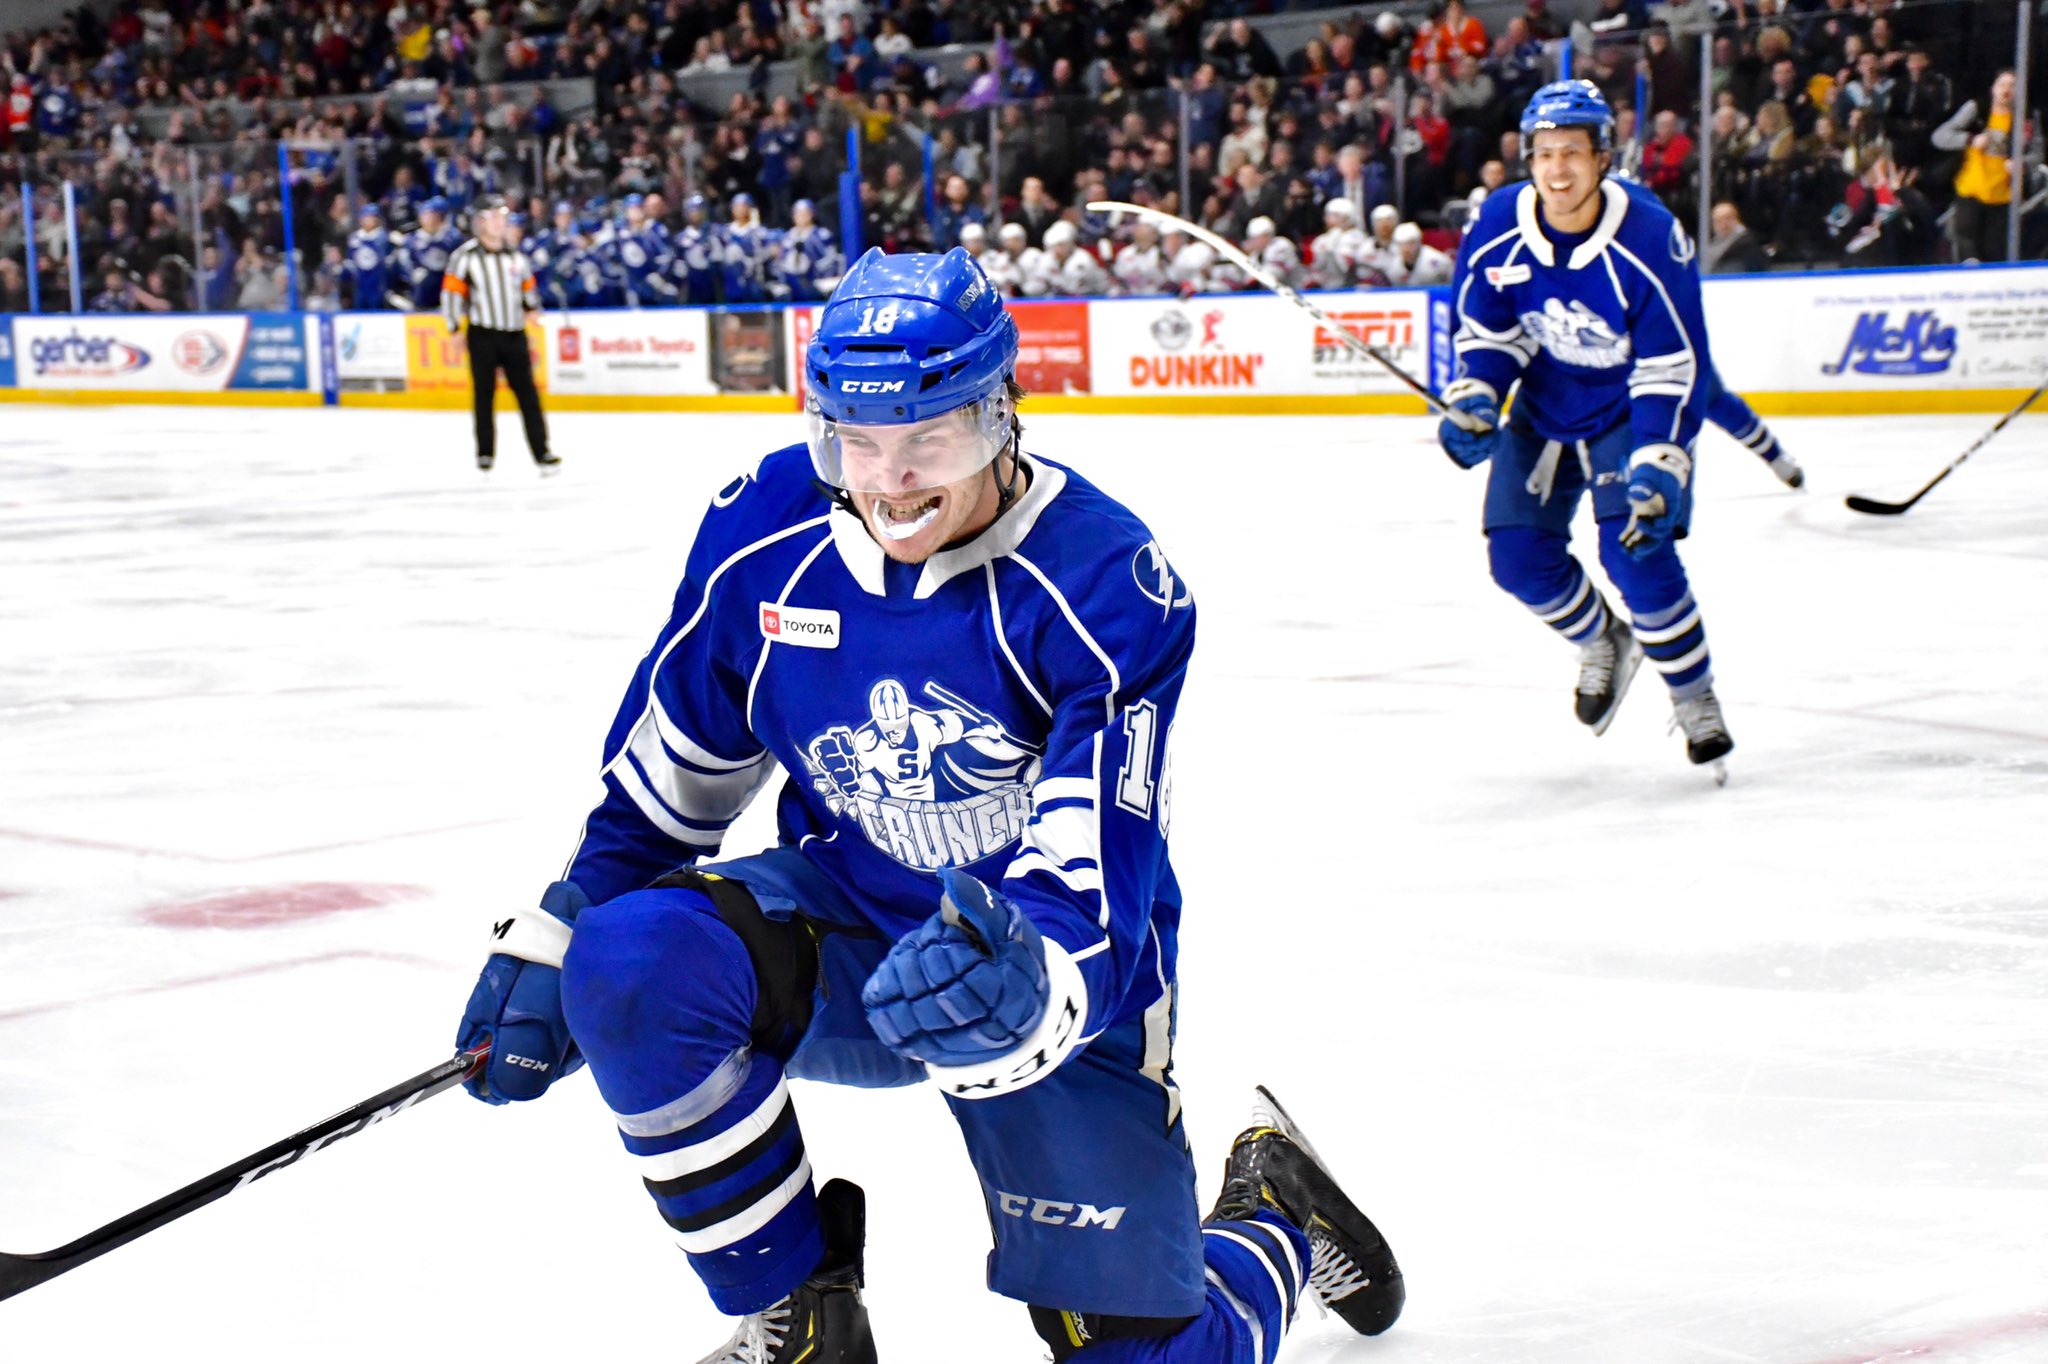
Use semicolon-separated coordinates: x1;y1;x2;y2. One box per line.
1710;760;1729;787
1589;641;1645;738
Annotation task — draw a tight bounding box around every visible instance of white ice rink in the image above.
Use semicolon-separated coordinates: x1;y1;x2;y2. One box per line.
2;401;2045;1363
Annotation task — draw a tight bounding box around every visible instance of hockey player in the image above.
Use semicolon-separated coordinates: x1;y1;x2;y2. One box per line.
399;196;463;310
1162;226;1219;296
343;203;402;310
523;201;577;310
1358;205;1402;282
1111;218;1171;296
1709;366;1804;488
722;193;779;304
1023;220;1111;297
675;195;725;305
1382;222;1454;286
452;247;1404;1363
999;222;1042;296
769;198;843;303
613;193;680;308
1308;199;1367;290
1234;217;1304;291
1440;80;1733;771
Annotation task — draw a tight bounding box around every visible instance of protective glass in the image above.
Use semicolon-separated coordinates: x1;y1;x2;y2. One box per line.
807;390;1011;495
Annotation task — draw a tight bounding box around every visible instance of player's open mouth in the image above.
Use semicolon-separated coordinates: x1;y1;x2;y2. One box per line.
871;494;942;542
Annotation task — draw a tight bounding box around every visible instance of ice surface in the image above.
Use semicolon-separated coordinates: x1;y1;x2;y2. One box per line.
2;403;2044;1363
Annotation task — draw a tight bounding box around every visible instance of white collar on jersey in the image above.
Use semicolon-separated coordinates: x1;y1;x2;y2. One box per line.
1513;179;1629;269
828;453;1068;599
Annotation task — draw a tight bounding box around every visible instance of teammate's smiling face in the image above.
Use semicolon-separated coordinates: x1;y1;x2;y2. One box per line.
1528;128;1609;233
838;410;1006;565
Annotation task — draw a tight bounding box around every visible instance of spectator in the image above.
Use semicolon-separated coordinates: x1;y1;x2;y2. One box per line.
1642;110;1696;213
1936;70;2030;263
1704;200;1770;274
1828;149;1937;266
1884;47;1952;175
931;173;985;250
1639;23;1690;120
1205;19;1282;83
1015;176;1062;247
1410;0;1488;75
0;257;28;312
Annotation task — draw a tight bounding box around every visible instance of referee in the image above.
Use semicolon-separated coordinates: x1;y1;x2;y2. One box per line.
442;197;557;473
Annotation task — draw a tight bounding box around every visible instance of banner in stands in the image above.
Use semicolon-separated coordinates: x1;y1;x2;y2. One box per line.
402;315;548;396
334;313;408;390
1706;265;2048;392
1088;291;1432;397
545;311;714;395
1011;301;1092;395
10;313;313;391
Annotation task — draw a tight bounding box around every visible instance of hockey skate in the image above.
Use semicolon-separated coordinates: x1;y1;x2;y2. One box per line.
1671;689;1734;784
535;451;563;476
1575;612;1643;736
692;1179;878;1364
1212;1087;1404;1336
1767;450;1805;489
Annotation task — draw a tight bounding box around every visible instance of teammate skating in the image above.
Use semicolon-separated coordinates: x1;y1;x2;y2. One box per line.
453;246;1401;1362
1707;365;1803;488
1441;80;1735;776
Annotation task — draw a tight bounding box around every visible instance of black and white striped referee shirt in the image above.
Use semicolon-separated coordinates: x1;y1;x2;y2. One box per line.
441;239;537;332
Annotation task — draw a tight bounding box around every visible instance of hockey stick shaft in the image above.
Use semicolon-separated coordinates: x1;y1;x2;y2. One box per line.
1846;377;2048;515
1082;199;1486;430
0;1044;487;1302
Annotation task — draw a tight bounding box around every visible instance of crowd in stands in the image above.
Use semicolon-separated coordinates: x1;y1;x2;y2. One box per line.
0;0;2037;316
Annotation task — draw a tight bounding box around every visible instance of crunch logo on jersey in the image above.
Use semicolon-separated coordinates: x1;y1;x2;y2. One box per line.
1518;297;1632;369
804;678;1042;870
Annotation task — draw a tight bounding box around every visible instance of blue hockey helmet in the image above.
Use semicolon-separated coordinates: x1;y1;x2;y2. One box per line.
622;192;645;208
357;201;382;221
552;198;574;218
1520;79;1615;151
805;247;1018;495
793;197;816;217
685;193;708;216
421;194;450;216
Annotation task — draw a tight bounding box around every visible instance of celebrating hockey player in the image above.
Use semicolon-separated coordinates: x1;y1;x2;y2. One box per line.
1441;80;1733;772
454;246;1404;1362
1382;222;1454;286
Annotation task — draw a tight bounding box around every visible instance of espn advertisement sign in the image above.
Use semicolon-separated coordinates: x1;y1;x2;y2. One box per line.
10;314;313;391
1088;291;1432;397
1705;264;2048;392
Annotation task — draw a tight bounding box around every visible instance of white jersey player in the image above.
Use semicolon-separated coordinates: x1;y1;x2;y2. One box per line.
1227;217;1303;291
1162;227;1219;294
1111;221;1171;296
1381;222;1453;286
977;223;1027;297
1358;205;1402;284
1309;198;1369;290
1024;220;1109;297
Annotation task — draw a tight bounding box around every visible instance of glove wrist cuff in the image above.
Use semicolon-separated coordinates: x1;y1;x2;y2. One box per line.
1442;377;1499;406
1629;442;1693;488
487;909;574;969
925;939;1089;1102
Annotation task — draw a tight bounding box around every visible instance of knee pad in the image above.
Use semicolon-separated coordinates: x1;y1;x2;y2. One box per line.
1486;526;1579;607
1595;519;1691;615
648;868;820;1058
1029;1306;1201;1362
559;881;747;1061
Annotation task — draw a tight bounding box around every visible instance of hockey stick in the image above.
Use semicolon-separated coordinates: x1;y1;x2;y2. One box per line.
1082;199;1488;431
0;1044;488;1302
1846;377;2048;515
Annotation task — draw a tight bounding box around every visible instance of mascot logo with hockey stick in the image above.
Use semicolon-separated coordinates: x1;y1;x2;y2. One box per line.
804;678;1043;869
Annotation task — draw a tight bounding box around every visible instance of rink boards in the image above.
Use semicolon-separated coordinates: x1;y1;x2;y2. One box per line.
1;261;2041;416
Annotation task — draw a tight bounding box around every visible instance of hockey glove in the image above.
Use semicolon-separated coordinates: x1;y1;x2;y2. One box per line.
862;868;1053;1066
1436;380;1500;468
1619;443;1692;558
455;880;589;1104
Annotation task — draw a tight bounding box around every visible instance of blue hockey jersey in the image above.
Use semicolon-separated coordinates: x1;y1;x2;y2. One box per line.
1451;177;1712;448
562;446;1194;1040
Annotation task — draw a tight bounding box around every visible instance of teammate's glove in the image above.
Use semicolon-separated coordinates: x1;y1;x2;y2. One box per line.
1619;443;1692;558
455;880;589;1104
1436;379;1500;468
862;869;1050;1066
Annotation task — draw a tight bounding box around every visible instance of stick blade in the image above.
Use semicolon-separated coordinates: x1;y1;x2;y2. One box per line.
1845;494;1913;516
0;1251;66;1303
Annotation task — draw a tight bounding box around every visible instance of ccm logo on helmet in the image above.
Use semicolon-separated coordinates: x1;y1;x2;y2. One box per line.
841;379;907;393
